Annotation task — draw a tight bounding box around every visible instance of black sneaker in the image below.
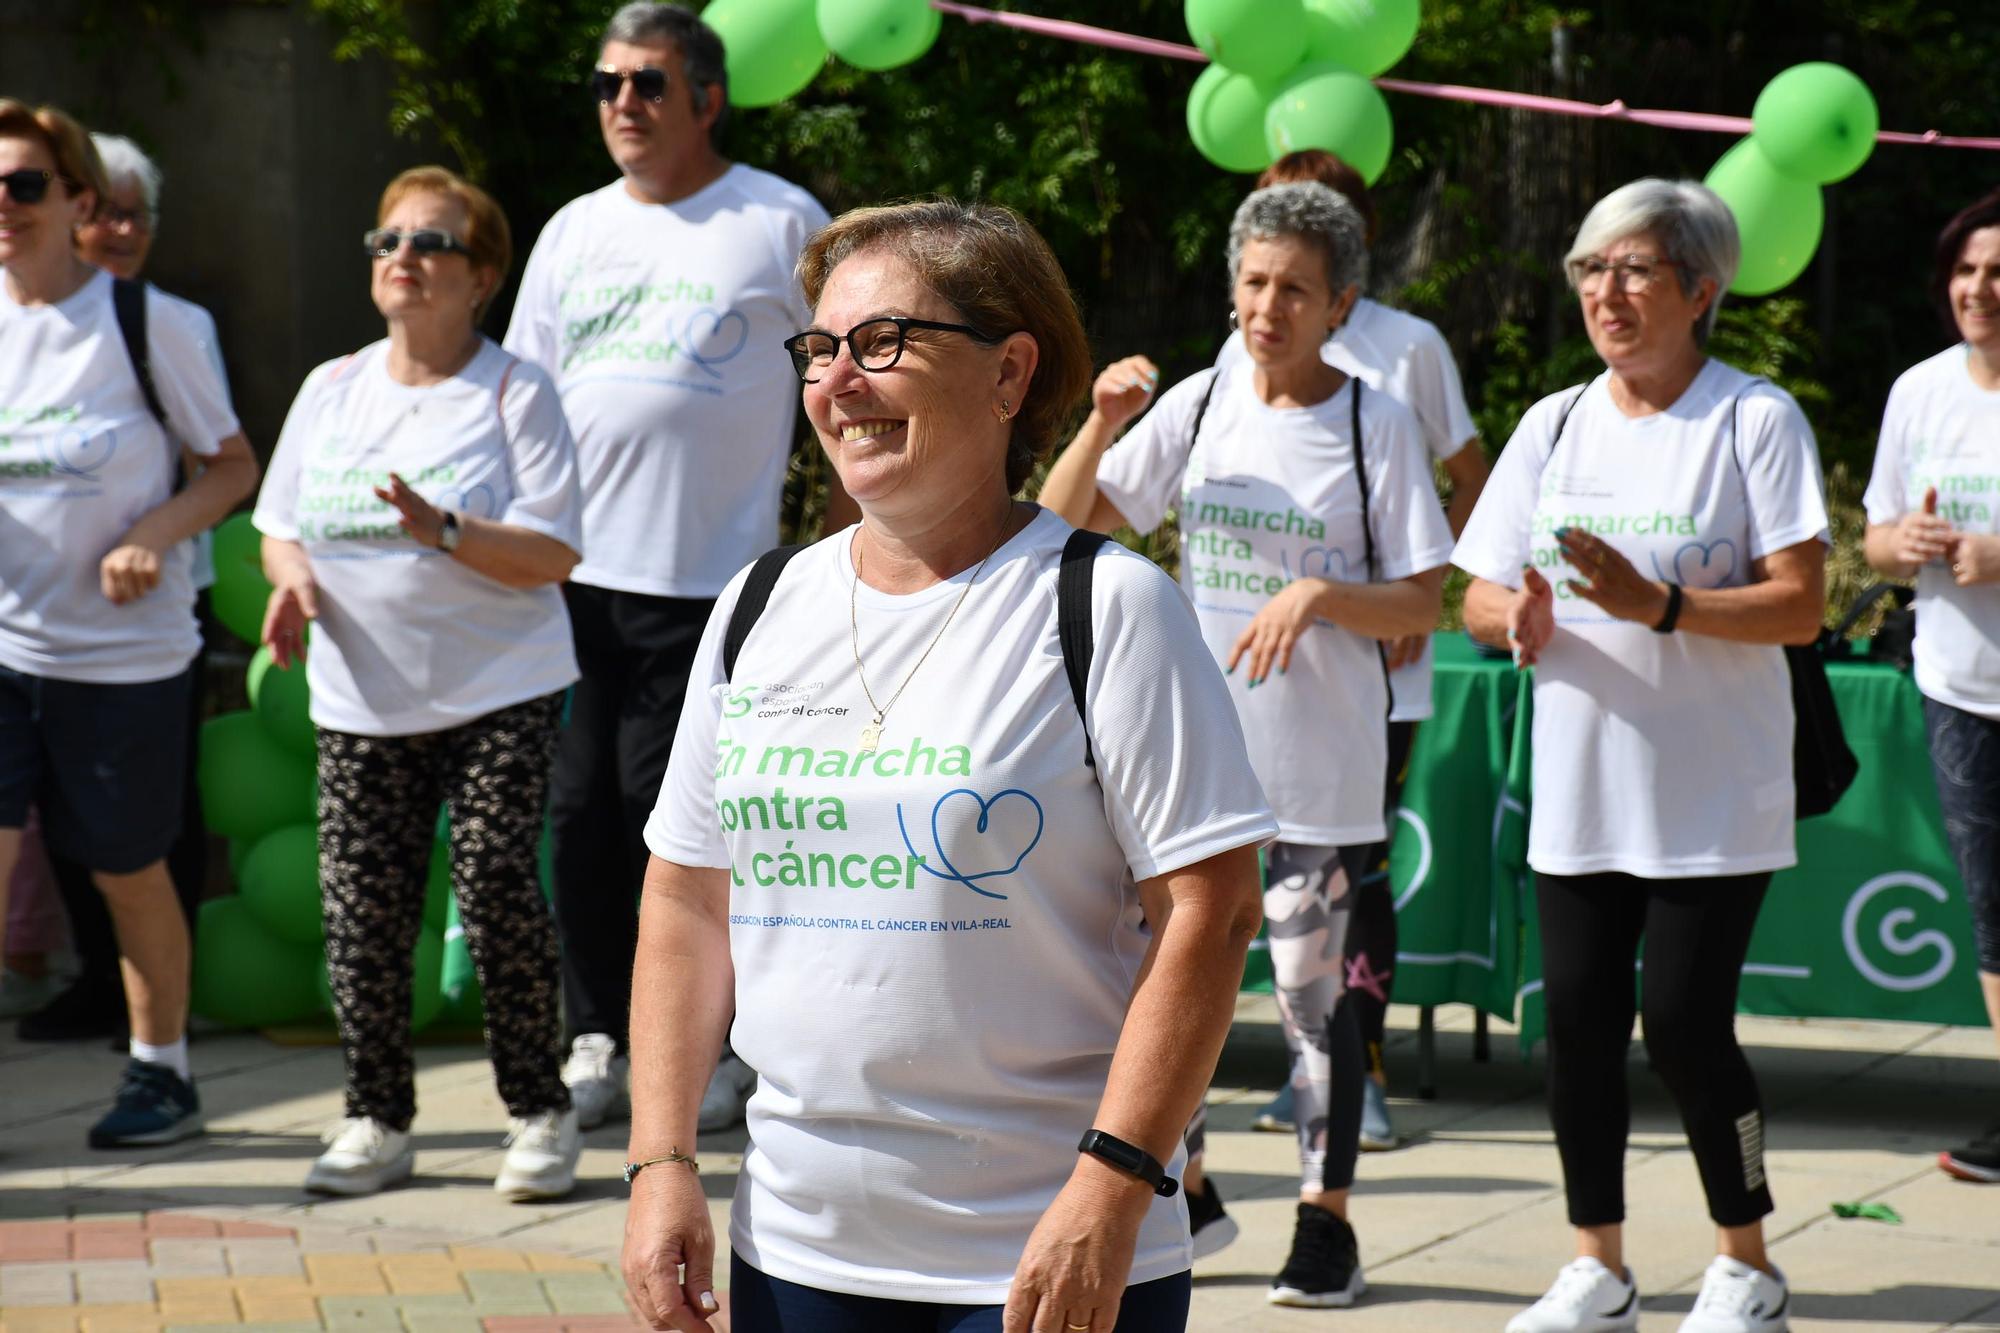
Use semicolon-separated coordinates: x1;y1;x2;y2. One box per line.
1186;1178;1240;1259
88;1059;203;1148
1268;1202;1365;1308
17;975;127;1043
1940;1122;2000;1183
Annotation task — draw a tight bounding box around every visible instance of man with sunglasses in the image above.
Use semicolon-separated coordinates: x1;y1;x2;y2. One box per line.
504;0;837;1139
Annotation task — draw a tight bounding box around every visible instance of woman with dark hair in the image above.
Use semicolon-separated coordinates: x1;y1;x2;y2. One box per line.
0;99;257;1145
623;198;1274;1332
1864;186;2000;1186
255;166;584;1200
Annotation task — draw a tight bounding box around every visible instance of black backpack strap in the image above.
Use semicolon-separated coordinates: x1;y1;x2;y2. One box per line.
1059;528;1113;768
722;544;807;681
1350;379;1376;580
112;277;166;427
1181;369;1222;470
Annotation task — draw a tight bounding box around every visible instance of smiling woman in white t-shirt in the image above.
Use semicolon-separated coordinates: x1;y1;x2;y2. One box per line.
627;200;1275;1333
1863;187;2000;1188
0;100;259;1149
1454;179;1829;1333
1041;182;1453;1312
252;167;585;1205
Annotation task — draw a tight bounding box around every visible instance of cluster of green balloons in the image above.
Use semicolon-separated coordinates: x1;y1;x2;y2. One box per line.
1704;63;1878;296
1184;0;1419;181
190;515;478;1032
703;0;941;107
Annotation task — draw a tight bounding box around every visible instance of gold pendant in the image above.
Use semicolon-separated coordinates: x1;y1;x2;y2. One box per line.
859;722;881;753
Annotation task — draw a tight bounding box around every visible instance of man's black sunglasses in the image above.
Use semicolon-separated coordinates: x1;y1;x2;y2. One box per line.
0;168;61;205
782;316;1006;383
363;227;472;258
592;66;669;104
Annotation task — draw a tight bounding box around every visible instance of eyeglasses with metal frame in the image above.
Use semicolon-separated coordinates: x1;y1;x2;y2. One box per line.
1566;254;1686;294
782;316;1006;383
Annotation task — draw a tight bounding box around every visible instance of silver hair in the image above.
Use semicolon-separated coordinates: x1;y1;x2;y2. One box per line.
90;133;161;226
602;2;729;144
1565;178;1740;347
1227;182;1369;300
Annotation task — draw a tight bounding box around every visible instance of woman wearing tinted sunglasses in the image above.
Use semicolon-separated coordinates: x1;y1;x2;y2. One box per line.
0;100;258;1146
252;165;586;1203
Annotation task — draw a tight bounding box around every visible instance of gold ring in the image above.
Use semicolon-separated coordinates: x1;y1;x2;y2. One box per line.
1066;1325;1091;1331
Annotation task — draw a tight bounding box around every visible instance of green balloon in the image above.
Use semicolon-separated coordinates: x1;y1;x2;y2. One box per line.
209;512;273;646
1752;62;1879;185
191;897;323;1029
200;711;317;843
704;0;826;107
246;645;315;760
1264;61;1394;184
1302;0;1421;78
238;822;323;946
1188;64;1276;174
817;0;940;72
1705;138;1825;296
1186;0;1307;83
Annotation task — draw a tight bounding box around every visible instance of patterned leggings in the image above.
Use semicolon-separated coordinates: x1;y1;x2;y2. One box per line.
1265;841;1369;1194
317;692;571;1131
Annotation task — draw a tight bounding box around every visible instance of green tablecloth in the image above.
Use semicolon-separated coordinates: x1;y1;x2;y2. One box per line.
1372;634;1991;1048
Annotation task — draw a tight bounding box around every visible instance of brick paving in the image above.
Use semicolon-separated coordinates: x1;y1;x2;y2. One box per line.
0;1216;642;1333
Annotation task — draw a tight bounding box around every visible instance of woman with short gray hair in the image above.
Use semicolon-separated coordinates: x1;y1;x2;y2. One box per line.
1454;178;1829;1333
1044;181;1453;1310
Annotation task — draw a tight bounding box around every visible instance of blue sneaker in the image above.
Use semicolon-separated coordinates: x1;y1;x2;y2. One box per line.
88;1059;203;1148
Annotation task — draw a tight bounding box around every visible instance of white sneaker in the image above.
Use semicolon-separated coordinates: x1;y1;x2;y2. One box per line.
495;1107;580;1201
562;1033;628;1131
304;1118;414;1196
1680;1256;1789;1332
1506;1258;1640;1333
697;1052;757;1132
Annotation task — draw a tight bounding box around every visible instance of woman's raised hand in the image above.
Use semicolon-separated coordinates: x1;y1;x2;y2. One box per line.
1225;578;1325;686
1507;565;1557;667
260;578;318;670
1555;527;1670;627
1089;355;1160;433
621;1165;718;1332
1896;486;1959;568
374;471;447;548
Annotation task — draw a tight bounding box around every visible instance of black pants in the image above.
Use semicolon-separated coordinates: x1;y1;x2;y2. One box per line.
49;647;206;1001
1537;869;1775;1228
317;693;570;1130
1341;718;1417;1078
548;583;713;1050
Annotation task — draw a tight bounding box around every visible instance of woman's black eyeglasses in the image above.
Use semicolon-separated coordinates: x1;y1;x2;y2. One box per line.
0;168;61;206
364;228;471;259
592;66;669;104
783;317;1005;383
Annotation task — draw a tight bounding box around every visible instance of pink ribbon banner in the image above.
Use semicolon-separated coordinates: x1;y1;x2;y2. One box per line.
928;0;2000;151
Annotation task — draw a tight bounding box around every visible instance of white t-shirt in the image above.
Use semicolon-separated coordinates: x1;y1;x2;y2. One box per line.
0;269;238;683
645;508;1276;1303
504;166;829;598
1095;368;1454;845
1863;345;2000;719
1453;360;1830;877
253;340;583;736
158;291;227;592
1218;298;1478;721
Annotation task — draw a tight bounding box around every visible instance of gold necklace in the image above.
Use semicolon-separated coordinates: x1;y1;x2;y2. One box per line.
849;526;1004;753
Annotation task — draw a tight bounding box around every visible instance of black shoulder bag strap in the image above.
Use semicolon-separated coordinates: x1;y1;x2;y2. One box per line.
722;544;807;681
1180;370;1223;471
1058;527;1114;769
112;277;167;427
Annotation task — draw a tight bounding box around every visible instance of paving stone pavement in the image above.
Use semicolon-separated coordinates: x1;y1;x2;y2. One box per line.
4;999;1998;1331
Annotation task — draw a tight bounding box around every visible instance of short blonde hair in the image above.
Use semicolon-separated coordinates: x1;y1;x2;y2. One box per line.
0;99;108;210
798;200;1092;494
376;166;513;319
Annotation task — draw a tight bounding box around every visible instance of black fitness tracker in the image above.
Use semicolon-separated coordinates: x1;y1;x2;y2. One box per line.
1077;1129;1179;1197
1652;582;1683;634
